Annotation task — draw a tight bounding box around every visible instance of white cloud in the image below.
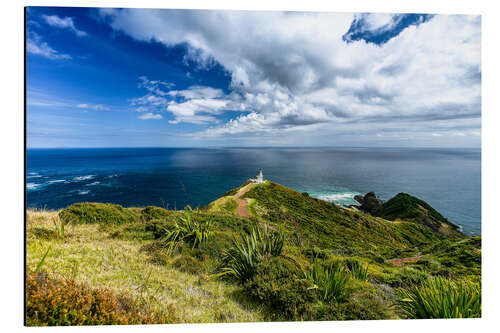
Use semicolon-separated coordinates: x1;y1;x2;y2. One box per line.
131;76;243;124
27;31;71;60
363;13;397;30
76;103;109;111
101;10;480;143
42;15;88;37
138;112;163;120
137;76;174;96
342;13;404;42
168;86;224;99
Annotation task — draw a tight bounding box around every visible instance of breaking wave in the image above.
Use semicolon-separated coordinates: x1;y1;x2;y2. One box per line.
48;179;66;184
73;175;96;181
308;191;360;206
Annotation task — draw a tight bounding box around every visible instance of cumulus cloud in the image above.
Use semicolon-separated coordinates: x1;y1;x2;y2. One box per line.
130;76;243;124
138;112;163;120
100;9;480;143
42;15;88;37
27;31;71;60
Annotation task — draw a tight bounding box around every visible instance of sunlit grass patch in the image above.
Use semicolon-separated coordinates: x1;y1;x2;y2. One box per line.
26;209;264;324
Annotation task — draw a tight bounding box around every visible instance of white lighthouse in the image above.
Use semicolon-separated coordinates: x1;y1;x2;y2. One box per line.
254;169;264;184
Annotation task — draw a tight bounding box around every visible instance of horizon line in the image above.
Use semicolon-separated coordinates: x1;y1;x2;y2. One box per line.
26;145;481;150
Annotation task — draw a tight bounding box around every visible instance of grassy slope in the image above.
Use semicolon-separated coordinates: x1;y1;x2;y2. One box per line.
27;209;264;324
376;193;463;237
205;196;239;215
205;182;256;217
26;181;481;324
242;182;440;259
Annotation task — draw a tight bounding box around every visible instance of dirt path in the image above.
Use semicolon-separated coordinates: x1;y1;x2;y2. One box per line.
236;198;249;218
386;253;425;266
234;184;255;218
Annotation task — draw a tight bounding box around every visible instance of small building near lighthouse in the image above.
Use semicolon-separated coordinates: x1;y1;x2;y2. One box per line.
251;169;265;184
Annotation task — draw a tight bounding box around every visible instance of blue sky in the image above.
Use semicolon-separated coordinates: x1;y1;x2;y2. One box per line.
26;7;481;148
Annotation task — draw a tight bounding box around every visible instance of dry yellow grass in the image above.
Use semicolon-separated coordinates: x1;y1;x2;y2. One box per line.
26;209;265;324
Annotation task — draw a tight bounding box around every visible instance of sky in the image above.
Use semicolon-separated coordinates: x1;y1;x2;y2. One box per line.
26;7;481;148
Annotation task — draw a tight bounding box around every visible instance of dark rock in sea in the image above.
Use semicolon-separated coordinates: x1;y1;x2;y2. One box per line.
355;192;384;215
354;195;364;205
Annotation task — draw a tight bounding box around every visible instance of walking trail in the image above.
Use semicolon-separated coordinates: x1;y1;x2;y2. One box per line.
386;253;425;266
234;183;255;218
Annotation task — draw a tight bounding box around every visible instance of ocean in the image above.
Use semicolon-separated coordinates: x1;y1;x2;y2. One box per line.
26;147;481;235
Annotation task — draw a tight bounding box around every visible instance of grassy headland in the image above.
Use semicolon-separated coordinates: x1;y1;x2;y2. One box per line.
26;181;481;325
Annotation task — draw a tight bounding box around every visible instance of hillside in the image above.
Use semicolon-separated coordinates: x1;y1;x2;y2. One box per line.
376;193;463;237
26;181;481;325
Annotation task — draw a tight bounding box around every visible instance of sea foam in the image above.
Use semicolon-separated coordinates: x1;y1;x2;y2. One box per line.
26;183;39;190
309;191;360;206
73;175;95;181
48;179;66;184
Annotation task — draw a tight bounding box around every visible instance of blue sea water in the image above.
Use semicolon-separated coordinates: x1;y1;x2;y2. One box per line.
26;147;481;235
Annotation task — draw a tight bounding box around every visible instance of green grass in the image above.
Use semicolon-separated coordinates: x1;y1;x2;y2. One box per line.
347;260;370;281
26;209;264;324
377;193;463;236
242;182;440;257
304;260;351;303
163;206;214;255
59;202;142;225
215;225;287;283
397;277;481;318
26;181;481;325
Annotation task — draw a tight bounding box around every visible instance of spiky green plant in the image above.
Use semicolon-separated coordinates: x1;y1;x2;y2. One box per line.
304;260;351;303
34;247;51;273
164;206;213;255
397;277;481;318
347;260;369;281
52;216;68;239
215;225;286;283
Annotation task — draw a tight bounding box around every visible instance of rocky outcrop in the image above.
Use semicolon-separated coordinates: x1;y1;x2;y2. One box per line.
377;192;463;237
353;191;462;237
354;192;384;215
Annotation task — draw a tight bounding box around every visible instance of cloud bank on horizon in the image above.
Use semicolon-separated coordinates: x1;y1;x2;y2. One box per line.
26;8;481;148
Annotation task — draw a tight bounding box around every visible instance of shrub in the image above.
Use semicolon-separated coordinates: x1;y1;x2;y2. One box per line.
397;277;481;318
346;259;369;281
222;198;238;212
216;225;286;283
304;260;351;303
141;206;171;222
59;203;140;225
302;247;329;259
149;251;169;266
313;290;392;321
145;218;176;239
244;257;316;320
172;255;205;274
164;206;213;255
26;271;170;326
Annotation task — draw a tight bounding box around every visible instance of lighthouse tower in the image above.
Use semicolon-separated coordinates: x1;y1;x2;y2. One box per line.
255;169;264;184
